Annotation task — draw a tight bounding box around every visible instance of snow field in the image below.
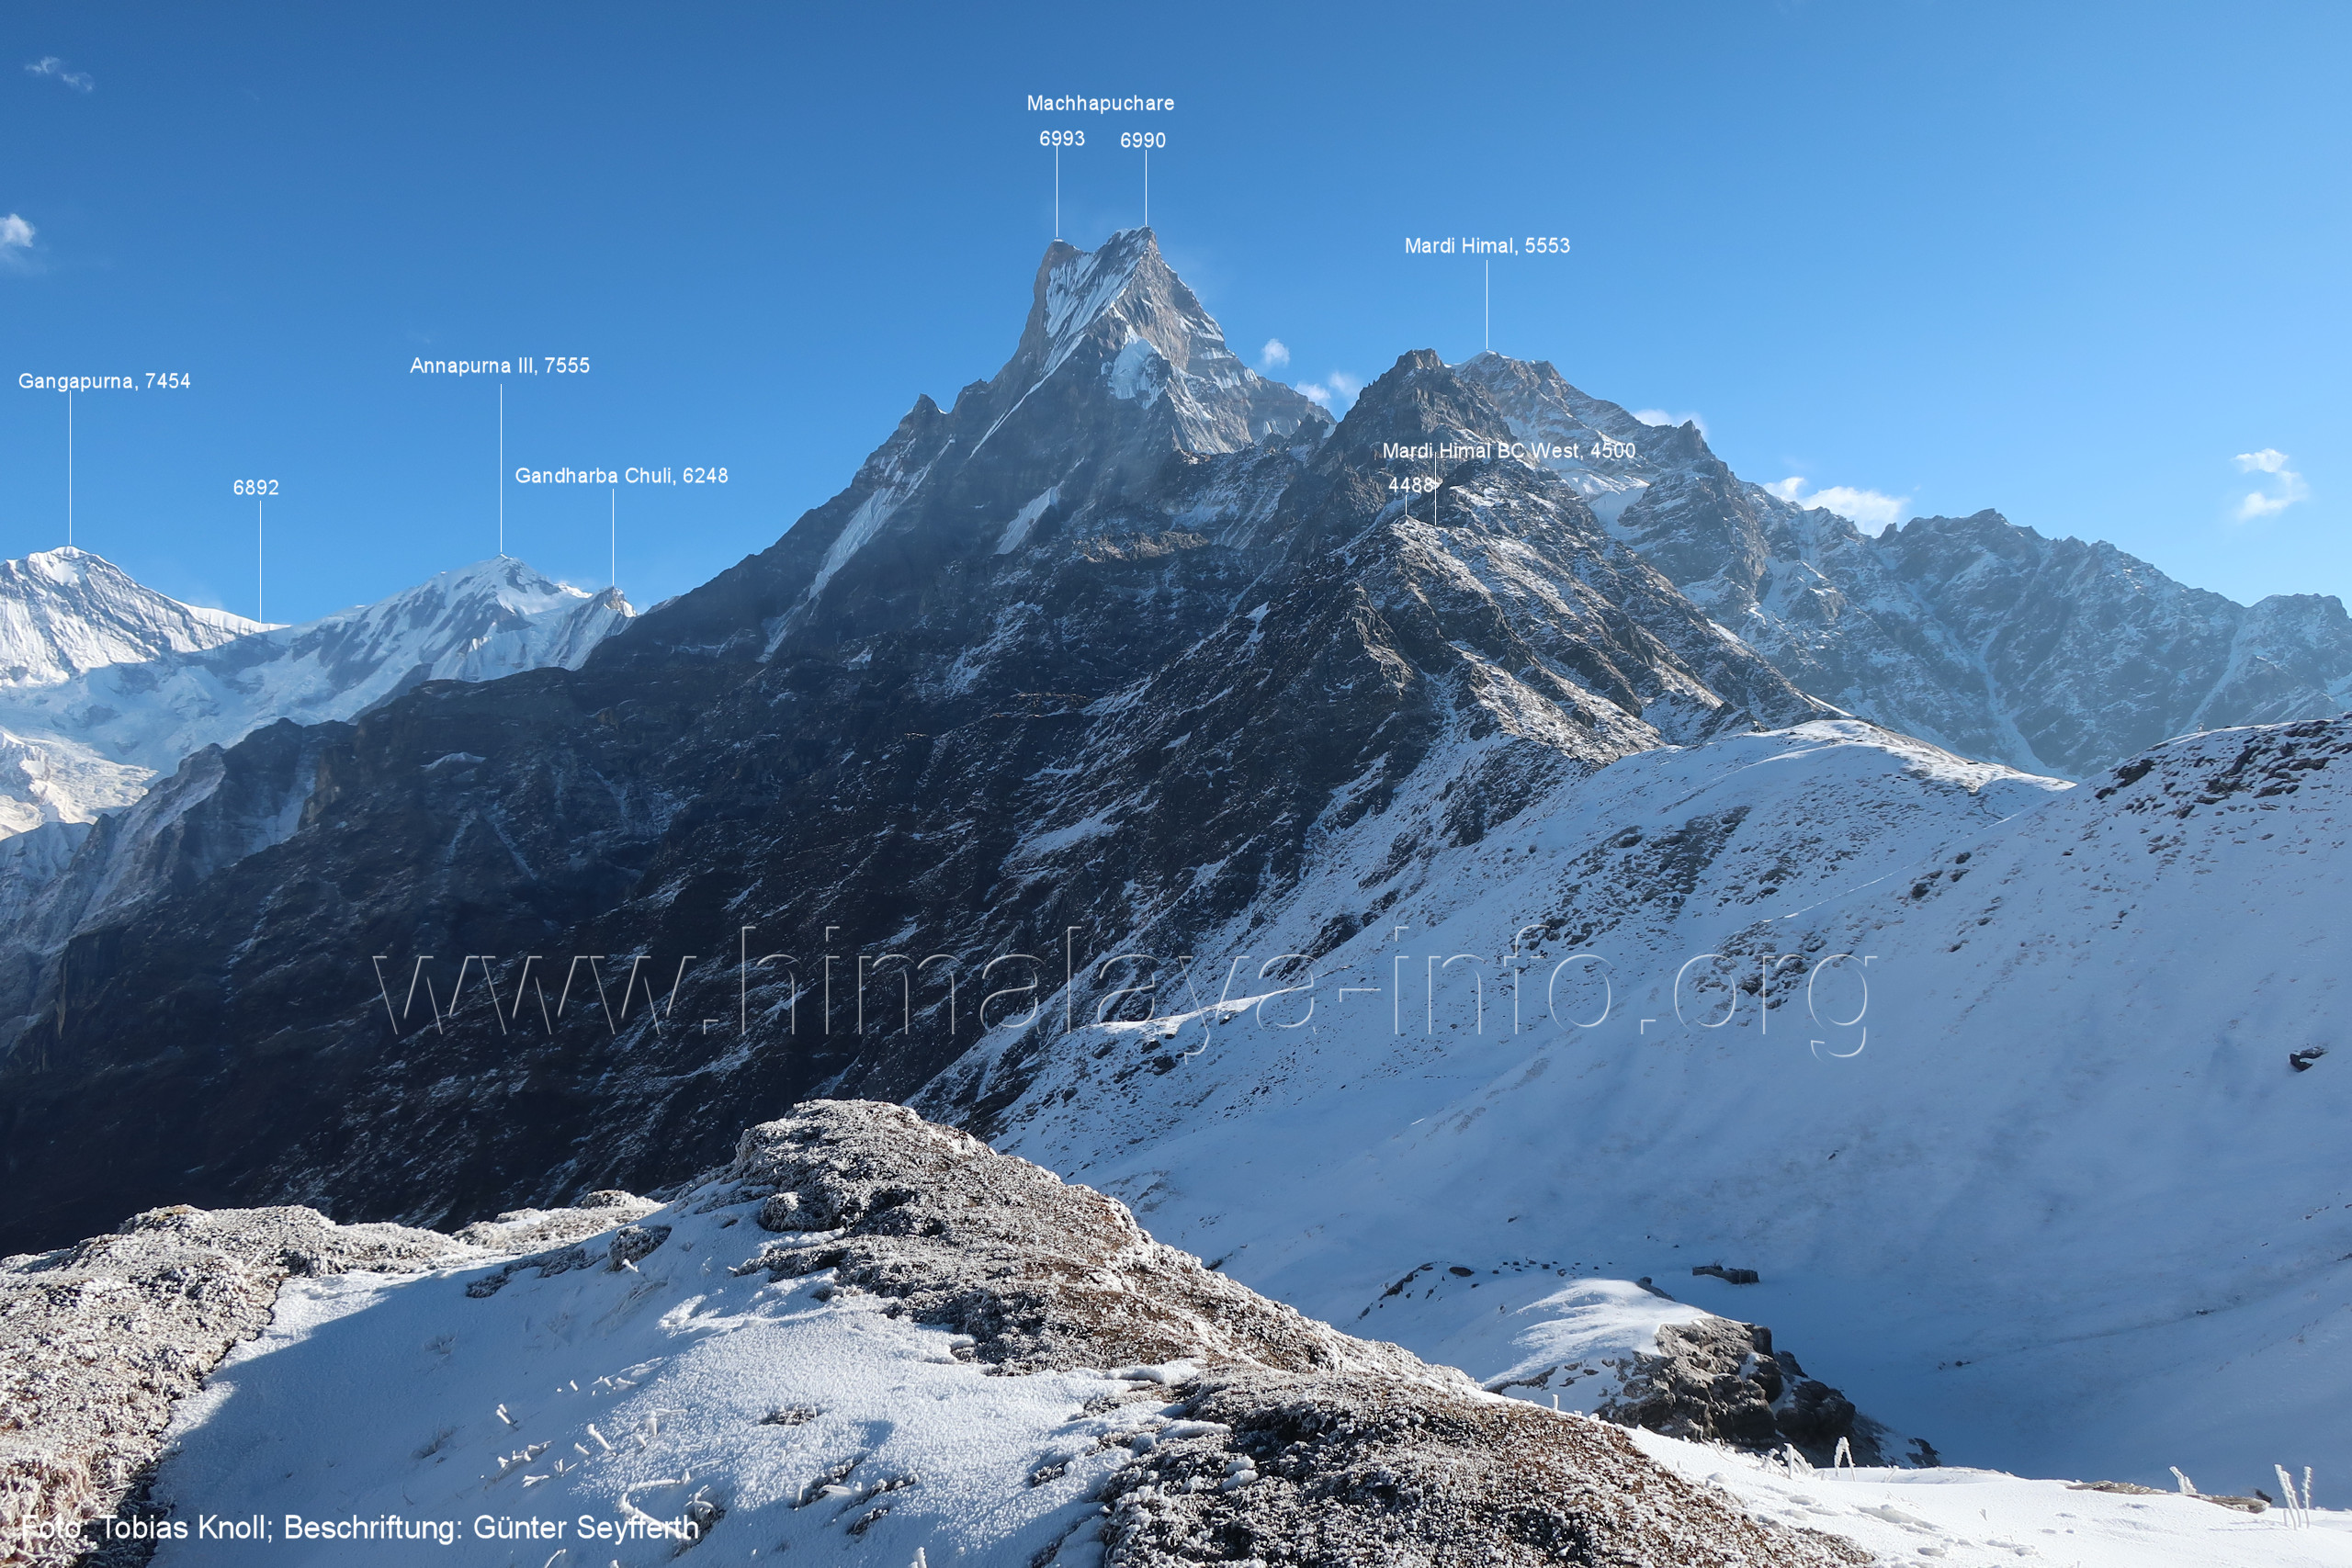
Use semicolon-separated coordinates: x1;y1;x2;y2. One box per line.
148;1190;1148;1567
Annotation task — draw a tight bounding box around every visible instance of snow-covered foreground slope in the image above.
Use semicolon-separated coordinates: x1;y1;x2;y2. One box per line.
15;1102;1877;1568
148;1253;2352;1568
0;556;629;837
22;1100;2345;1568
1630;1432;2352;1567
943;715;2352;1492
150;1238;1143;1566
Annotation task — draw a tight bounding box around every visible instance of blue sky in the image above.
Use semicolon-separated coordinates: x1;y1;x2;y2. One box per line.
5;2;2345;624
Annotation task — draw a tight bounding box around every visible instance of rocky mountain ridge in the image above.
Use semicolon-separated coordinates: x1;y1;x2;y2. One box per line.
1453;352;2352;779
0;229;1830;1256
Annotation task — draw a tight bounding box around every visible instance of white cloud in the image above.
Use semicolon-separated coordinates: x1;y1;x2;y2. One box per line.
1632;408;1709;438
1767;475;1912;533
1296;370;1362;414
1259;338;1290;371
2232;448;2308;522
25;56;94;92
0;213;35;273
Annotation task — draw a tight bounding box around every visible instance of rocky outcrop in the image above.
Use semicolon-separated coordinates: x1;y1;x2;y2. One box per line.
0;1207;482;1563
728;1101;1437;1380
1587;1316;1922;1469
1095;1370;1869;1567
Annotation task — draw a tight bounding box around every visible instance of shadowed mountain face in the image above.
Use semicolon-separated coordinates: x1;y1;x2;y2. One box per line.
0;232;1826;1255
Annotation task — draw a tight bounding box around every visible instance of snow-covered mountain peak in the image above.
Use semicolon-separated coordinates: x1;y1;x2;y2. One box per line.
1000;228;1325;455
1453;351;1715;525
261;556;625;679
0;546;264;690
1030;227;1184;366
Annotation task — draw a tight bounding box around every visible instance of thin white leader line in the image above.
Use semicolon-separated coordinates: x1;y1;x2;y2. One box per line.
610;487;616;589
497;383;505;558
1144;147;1149;229
66;390;74;547
1054;147;1060;239
257;498;264;623
1485;259;1490;353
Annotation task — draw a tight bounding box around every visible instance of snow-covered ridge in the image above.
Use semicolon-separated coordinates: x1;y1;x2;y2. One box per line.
0;547;261;690
1453;350;1698;525
1453;353;2352;779
0;554;631;840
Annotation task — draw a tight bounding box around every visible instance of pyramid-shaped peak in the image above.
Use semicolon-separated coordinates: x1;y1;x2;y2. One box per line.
980;228;1325;457
1020;227;1216;374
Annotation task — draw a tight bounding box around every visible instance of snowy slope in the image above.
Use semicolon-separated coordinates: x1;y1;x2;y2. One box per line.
76;1101;2350;1568
150;1241;2352;1568
143;1192;1143;1567
0;557;630;838
0;547;262;690
935;714;2352;1493
1630;1432;2352;1568
6;1102;1872;1568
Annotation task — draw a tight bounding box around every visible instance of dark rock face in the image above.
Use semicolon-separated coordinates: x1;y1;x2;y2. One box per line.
0;718;351;1078
0;232;1826;1258
1641;484;2352;783
1866;512;2352;776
